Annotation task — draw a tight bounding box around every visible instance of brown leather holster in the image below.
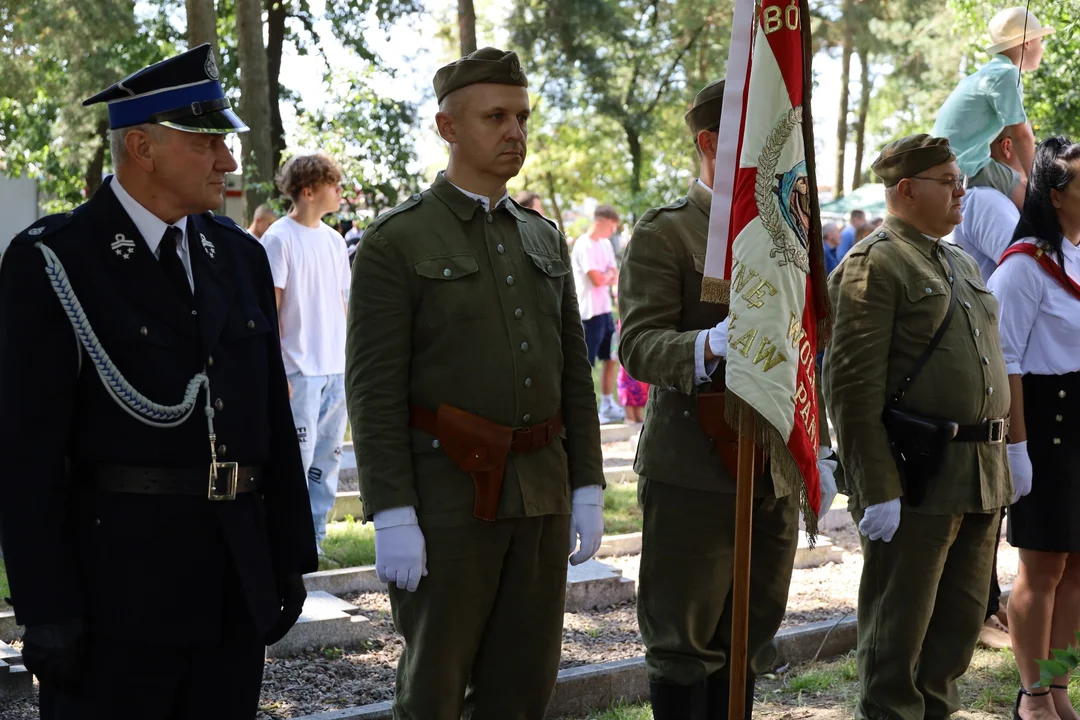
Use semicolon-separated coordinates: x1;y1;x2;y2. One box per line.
410;404;563;521
696;391;765;477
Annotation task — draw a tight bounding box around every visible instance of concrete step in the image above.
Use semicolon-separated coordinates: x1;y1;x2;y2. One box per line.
0;660;32;702
266;590;372;658
0;641;20;666
794;533;844;569
565;559;636;612
0;610;20;643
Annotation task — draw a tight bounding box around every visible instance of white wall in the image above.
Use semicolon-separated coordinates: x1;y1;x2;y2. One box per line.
0;176;40;253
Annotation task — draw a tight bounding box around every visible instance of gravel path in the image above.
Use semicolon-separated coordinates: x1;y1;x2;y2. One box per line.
1;514;1020;720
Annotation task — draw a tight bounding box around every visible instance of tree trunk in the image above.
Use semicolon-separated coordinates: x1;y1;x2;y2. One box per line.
834;0;854;200
625;125;643;220
851;48;871;191
266;0;287;179
86;118;109;197
185;0;217;49
458;0;476;56
236;0;273;224
543;172;565;235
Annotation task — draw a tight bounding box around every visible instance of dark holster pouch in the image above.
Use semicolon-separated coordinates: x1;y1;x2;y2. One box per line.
410;404;563;522
697;389;765;477
881;248;959;507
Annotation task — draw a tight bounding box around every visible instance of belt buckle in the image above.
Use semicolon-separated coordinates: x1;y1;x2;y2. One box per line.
987;418;1006;444
208;462;239;501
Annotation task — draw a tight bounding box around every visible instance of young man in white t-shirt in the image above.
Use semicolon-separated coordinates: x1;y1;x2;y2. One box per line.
572;204;624;424
262;153;351;552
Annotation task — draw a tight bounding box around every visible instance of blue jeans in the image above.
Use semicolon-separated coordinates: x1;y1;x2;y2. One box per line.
288;373;349;546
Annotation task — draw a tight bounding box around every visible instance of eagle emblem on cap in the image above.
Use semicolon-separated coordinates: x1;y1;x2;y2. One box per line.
509;59;522;80
205;52;220;81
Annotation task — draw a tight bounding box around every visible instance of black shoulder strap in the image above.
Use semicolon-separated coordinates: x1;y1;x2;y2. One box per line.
890;247;959;405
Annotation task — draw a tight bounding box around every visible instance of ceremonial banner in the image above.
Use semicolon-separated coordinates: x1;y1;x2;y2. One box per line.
702;0;830;532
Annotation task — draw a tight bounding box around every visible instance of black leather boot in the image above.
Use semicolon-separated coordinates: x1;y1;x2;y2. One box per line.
705;672;756;720
649;679;708;720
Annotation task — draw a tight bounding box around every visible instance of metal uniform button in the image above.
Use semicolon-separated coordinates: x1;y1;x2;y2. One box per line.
924;287;932;295
497;244;505;254
514;308;523;319
1056;415;1064;422
443;268;452;278
486;214;493;224
207;355;214;367
521;342;529;352
524;378;532;388
1060;390;1067;399
987;387;993;396
247;320;255;329
412;193;421;201
974;329;981;338
217;444;227;456
683;410;691;419
1054;438;1062;445
432;439;440;449
522;414;531;423
982;357;989;366
214;399;224;412
506;275;515;286
964;301;972;309
948;275;954;283
140;326;148;337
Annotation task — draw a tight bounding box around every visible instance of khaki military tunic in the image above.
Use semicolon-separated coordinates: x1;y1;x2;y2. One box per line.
619;181;819;690
345;173;604;719
824;214;1011;720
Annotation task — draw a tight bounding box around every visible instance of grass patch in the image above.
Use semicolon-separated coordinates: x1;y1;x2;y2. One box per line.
318;516;375;570
604;481;642;535
574;702;653;720
0;557;8;607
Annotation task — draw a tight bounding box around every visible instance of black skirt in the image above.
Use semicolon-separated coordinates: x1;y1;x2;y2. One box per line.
1008;371;1080;552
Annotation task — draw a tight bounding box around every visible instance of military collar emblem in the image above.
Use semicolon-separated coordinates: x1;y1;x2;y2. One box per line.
27;226;44;236
205;52;220;81
111;233;136;259
200;233;216;259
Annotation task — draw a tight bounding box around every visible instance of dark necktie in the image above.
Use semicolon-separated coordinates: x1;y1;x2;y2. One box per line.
159;226;194;306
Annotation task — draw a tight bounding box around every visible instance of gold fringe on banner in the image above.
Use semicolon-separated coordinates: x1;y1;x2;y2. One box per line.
724;392;819;544
701;276;731;306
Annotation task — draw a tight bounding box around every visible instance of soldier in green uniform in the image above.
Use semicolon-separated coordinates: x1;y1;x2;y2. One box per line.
344;48;606;719
823;135;1013;720
618;79;837;720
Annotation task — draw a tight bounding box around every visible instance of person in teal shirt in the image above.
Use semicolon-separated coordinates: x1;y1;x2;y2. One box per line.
931;7;1053;209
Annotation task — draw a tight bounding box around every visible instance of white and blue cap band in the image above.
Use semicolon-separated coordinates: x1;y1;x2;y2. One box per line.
82;44;248;134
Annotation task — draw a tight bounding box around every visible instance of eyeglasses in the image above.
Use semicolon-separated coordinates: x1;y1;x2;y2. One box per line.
910;175;966;191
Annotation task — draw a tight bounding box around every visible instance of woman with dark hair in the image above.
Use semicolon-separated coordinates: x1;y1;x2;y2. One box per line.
988;136;1080;720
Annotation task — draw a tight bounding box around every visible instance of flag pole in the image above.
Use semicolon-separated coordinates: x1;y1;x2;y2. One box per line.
729;405;756;718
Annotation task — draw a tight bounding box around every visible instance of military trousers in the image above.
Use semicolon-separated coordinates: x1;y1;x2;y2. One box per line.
637;476;799;687
852;507;999;720
389;513;571;720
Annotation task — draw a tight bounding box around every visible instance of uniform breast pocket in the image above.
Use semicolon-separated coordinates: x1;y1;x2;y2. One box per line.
963;276;999;323
220;305;272;383
94;317;182;372
413;254;492;326
903;276;951;329
524;249;570;317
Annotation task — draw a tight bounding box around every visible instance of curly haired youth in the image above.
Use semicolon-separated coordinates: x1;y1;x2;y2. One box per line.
276;153;343;201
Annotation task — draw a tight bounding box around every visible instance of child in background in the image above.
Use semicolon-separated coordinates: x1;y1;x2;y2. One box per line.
616;318;648;424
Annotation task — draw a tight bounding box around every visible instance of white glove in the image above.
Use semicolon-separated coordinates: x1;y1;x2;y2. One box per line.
569;485;605;566
817;447;838;520
707;317;730;359
373;506;427;592
858;498;901;542
1008;441;1033;504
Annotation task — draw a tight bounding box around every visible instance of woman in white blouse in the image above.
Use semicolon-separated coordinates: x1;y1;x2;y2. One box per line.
988;136;1080;720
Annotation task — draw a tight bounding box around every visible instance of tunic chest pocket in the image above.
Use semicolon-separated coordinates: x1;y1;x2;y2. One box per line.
963;276;999;322
413;254;492;326
524;250;570;317
222;306;272;342
96;317;180;350
903;276;951;332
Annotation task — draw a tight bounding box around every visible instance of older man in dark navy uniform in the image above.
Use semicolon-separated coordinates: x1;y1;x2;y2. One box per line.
0;45;317;719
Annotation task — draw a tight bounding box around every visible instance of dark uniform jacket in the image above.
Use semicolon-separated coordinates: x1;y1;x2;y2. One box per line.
0;178;317;642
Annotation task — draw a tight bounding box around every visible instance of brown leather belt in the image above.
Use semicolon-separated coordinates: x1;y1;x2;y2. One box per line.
409;404;563;521
409;405;564;454
89;465;261;500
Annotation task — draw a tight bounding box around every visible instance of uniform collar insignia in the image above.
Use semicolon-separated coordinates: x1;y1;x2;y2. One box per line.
111;232;136;259
200;232;216;259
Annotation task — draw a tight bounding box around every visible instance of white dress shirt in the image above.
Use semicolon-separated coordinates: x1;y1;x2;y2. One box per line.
111;177;195;292
950;186;1019;282
446;177;510;212
987;237;1080;376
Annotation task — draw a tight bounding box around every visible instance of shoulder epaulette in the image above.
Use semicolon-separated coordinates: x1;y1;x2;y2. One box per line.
9;210;78;247
511;200;560;233
637;196;689;227
207;212;260;244
365;193;425;234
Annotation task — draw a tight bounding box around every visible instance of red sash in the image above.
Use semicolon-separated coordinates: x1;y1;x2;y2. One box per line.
999;242;1080;302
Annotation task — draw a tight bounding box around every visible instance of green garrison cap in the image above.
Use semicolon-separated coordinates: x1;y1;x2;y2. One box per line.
872;134;956;187
433;47;528;103
685;79;725;135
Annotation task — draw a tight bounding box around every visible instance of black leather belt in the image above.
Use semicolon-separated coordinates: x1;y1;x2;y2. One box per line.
954;417;1009;444
89;465;261;500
